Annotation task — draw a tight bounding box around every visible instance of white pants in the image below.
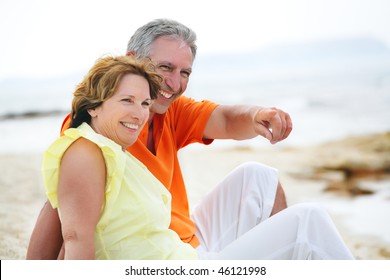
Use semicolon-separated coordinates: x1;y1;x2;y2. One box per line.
192;162;354;260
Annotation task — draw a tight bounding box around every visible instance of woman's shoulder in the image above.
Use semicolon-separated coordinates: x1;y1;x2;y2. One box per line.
65;123;123;154
63;137;102;162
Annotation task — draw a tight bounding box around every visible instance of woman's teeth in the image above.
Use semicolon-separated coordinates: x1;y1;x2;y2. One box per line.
121;122;139;129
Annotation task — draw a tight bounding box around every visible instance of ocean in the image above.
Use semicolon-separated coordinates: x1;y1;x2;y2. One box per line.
1;37;390;153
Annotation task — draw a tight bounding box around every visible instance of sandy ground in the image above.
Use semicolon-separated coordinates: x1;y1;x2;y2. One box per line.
179;142;390;260
1;139;389;260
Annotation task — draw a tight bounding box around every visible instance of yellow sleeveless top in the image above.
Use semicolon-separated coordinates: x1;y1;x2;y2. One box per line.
42;123;198;260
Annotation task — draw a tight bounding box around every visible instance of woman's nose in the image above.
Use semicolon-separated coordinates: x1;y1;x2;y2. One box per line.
130;104;144;120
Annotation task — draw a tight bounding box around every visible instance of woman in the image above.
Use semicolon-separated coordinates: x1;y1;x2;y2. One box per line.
42;55;198;259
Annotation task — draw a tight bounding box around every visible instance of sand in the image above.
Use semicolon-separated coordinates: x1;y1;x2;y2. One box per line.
1;135;389;260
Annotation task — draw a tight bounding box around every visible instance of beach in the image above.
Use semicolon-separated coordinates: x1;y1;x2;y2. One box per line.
179;133;390;260
0;126;389;259
1;38;390;259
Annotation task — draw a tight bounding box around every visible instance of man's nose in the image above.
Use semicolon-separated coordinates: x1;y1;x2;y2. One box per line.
164;73;181;93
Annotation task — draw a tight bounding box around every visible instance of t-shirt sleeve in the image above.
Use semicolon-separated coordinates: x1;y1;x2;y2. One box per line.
169;96;219;149
60;113;71;136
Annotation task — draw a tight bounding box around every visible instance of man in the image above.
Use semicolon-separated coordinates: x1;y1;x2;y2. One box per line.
27;19;292;259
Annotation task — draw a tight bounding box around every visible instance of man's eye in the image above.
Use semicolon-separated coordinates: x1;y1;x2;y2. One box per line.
159;65;171;71
182;71;191;78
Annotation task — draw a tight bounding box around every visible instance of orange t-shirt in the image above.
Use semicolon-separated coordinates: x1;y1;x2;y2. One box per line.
61;96;218;247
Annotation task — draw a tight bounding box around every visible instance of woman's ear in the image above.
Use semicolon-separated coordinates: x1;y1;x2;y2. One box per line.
87;108;97;118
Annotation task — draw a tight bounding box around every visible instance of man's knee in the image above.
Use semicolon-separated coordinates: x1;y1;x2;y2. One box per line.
235;161;278;179
235;162;287;216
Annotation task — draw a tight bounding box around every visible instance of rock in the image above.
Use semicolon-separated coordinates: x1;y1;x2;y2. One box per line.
300;132;390;196
315;132;390;173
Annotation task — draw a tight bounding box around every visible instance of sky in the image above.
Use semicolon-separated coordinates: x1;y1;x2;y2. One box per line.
1;0;390;80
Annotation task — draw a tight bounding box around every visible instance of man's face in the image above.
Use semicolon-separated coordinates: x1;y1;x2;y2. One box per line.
148;36;193;114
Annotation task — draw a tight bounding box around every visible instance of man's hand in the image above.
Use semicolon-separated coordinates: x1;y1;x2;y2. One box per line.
203;104;293;143
253;107;292;144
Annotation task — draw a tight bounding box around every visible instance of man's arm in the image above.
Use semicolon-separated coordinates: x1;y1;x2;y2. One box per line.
26;114;73;260
203;105;292;144
26;201;63;259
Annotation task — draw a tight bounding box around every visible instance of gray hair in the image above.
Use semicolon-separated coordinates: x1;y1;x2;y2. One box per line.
127;18;197;61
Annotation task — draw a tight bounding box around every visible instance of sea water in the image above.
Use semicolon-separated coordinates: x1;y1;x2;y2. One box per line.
1;40;390;153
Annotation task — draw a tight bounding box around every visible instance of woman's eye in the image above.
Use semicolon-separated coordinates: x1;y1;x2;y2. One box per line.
142;101;152;107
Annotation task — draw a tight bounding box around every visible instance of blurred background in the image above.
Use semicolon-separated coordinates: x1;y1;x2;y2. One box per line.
1;0;389;151
0;0;389;260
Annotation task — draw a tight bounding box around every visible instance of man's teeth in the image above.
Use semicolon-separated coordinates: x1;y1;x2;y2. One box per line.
121;122;139;129
160;91;173;99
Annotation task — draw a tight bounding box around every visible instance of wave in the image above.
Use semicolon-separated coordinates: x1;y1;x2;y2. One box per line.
0;109;68;121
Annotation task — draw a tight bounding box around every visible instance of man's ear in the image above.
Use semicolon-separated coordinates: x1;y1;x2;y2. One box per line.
126;51;136;57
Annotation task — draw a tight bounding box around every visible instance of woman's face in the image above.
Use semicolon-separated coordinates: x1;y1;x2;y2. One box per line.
89;74;152;149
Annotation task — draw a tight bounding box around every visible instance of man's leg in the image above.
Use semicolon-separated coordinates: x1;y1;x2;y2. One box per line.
192;161;283;253
210;203;354;260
